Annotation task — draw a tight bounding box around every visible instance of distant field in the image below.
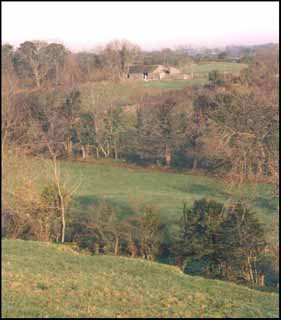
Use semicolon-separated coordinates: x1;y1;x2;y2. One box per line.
6;157;277;228
142;62;247;92
182;62;248;75
80;77;207;111
79;80;166;111
2;240;279;318
143;78;207;90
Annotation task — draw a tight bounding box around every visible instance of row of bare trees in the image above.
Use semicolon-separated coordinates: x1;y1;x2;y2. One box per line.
70;202;162;260
2;39;143;89
2;74;278;186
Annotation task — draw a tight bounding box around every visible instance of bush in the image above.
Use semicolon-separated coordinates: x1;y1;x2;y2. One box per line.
173;199;272;287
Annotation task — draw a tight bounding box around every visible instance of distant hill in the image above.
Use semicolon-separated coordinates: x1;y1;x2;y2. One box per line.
2;240;279;318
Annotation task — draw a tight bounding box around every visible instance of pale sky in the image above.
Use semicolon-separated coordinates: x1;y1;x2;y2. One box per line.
2;1;279;51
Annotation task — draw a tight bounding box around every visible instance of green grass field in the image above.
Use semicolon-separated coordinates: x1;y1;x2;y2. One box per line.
63;160;276;228
182;62;248;75
80;78;205;109
6;157;277;228
2;239;279;318
143;78;207;90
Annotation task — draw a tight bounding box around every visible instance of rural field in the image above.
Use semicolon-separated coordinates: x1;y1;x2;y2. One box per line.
6;157;277;227
143;78;208;90
61;160;277;226
182;62;248;75
2;240;279;318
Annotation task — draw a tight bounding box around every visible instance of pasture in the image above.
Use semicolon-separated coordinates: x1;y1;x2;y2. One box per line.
182;62;248;75
6;156;277;228
2;239;279;318
64;161;276;226
143;78;207;90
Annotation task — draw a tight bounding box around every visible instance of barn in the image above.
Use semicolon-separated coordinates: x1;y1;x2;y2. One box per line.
128;64;192;81
151;65;181;80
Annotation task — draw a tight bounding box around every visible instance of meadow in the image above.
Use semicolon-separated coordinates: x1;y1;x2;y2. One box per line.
143;78;208;90
7;156;277;228
65;161;276;226
182;62;248;75
2;239;279;318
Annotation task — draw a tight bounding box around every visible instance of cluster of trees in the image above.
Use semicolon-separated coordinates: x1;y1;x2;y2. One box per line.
2;40;136;89
69;203;162;260
2;42;278;185
2;86;129;161
2;41;78;89
173;199;278;287
4;39;196;88
142;47;193;67
3;180;69;243
2;169;162;261
2;149;79;244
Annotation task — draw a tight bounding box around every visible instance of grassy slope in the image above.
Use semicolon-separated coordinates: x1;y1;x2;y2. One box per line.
2;240;279;318
64;161;277;225
143;78;207;90
6;157;277;226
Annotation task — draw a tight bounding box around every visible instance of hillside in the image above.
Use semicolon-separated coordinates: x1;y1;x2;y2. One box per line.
2;240;279;318
6;157;277;225
67;161;276;226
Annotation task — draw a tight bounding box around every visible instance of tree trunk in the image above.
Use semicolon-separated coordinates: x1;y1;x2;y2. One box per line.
33;68;41;88
129;237;137;257
247;256;254;284
86;144;90;158
95;243;100;254
114;142;118;160
99;144;108;158
114;237;119;255
106;142;110;158
64;140;73;157
253;257;258;284
257;161;263;177
46;142;68;245
258;273;265;286
164;145;171;167
192;156;198;170
55;63;59;86
60;201;65;243
96;146;100;158
81;145;86;160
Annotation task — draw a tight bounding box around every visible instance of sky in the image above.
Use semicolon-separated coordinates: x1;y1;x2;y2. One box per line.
2;1;279;51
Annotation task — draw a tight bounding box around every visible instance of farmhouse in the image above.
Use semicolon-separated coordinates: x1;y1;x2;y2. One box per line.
128;64;192;81
151;65;181;80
